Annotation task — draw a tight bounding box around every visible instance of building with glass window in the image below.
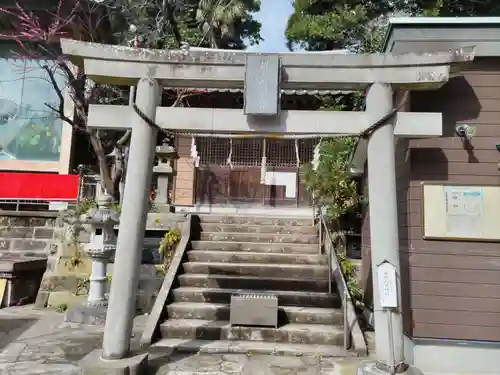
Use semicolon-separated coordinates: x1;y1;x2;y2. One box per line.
0;43;69;171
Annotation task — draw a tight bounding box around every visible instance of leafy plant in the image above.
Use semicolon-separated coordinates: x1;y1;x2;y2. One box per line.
301;100;364;306
158;228;181;268
67;253;83;269
73;198;98;217
155;264;167;277
303;137;362;223
338;248;363;304
74;278;90;296
55;303;68;313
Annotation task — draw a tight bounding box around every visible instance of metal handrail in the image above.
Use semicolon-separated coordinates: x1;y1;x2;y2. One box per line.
318;208;351;350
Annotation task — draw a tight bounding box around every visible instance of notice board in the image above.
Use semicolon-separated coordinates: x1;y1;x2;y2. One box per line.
421;182;500;242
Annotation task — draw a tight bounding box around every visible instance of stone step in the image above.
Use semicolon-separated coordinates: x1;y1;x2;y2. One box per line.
197;215;314;227
186;250;327;265
178;273;331;293
152;338;356;357
200;223;317;235
172;287;341;308
190;241;319;254
166;302;344;325
199;232;318;244
159;319;344;346
182;262;329;279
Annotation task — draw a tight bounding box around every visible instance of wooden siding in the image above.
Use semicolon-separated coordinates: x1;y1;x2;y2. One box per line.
173;136;195;206
362;58;500;342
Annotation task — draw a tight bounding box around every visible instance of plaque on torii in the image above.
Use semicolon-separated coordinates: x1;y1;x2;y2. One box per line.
244;54;281;116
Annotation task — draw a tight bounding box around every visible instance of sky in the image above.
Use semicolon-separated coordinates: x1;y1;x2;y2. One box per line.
247;0;293;53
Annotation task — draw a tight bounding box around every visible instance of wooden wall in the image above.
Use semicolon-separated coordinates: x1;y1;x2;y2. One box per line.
173;136;195;206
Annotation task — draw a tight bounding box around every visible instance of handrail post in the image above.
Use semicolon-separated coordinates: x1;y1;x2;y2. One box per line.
343;289;350;350
322;215;332;295
318;215;323;255
328;241;332;295
319;207;365;355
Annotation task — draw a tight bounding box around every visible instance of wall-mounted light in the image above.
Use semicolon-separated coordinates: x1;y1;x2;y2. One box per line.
455;124;476;141
495;144;500;170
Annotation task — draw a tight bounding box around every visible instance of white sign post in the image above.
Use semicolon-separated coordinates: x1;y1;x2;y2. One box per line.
377;260;399;374
377;261;398;309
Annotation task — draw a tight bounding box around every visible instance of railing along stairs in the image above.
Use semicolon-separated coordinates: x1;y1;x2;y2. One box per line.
317;207;367;354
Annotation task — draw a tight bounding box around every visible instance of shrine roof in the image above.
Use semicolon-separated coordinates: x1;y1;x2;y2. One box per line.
383;17;500;56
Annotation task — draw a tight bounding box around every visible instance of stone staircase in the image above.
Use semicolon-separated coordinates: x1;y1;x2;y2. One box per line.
151;214;357;357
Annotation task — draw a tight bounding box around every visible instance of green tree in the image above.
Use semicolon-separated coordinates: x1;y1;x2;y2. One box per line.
196;0;262;48
286;0;500;53
285;0;395;52
108;0;261;50
303;136;361;222
418;0;500;16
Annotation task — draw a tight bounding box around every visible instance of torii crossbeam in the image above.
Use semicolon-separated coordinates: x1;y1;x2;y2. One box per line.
88;105;443;138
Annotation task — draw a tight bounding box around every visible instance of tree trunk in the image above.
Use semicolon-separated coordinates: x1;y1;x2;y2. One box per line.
88;131;115;199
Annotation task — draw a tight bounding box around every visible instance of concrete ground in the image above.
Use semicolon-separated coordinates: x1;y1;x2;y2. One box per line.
0;305;362;375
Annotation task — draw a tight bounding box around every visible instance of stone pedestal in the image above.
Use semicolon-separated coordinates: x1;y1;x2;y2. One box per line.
64;253;112;325
357;361;421;375
79;348;149;375
88;255;109;305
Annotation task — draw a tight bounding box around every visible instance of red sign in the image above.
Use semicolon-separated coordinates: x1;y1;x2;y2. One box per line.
0;173;80;201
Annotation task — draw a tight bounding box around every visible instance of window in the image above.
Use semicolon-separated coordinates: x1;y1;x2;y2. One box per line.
0;51;65;162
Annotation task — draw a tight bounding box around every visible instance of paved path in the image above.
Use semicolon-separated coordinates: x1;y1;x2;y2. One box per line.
0;305;361;375
150;352;359;375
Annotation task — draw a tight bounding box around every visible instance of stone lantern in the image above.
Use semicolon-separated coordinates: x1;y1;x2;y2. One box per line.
80;194;120;307
154;141;176;212
64;194;120;325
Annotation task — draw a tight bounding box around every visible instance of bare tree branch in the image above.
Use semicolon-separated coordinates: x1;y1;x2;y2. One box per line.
41;64;81;129
117;130;131;146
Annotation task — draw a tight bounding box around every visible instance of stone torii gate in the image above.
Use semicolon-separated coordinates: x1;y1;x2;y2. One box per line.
60;39;475;374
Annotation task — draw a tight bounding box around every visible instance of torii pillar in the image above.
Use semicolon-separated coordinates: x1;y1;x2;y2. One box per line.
101;78;160;360
364;83;405;373
60;39;475;374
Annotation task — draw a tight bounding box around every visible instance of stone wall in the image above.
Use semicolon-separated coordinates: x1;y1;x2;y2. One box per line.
0;212;58;307
0;211;187;312
0;212;59;258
